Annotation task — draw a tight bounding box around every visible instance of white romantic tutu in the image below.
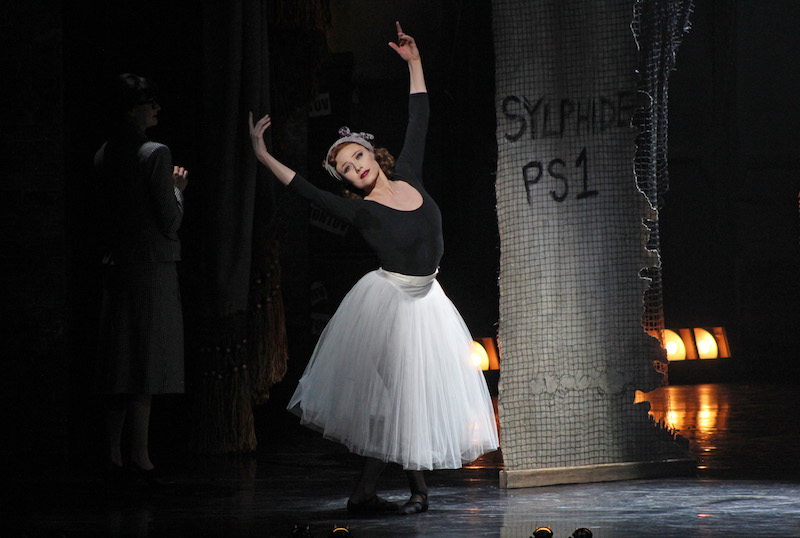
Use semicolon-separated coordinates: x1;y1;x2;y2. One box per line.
287;268;499;470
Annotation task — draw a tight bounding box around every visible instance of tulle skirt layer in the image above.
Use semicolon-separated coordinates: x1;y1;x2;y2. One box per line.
287;268;499;470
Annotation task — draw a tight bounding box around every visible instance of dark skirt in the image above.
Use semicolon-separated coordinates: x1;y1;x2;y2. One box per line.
95;262;184;394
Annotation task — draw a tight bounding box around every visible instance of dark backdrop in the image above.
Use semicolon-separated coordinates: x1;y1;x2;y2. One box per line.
2;0;798;463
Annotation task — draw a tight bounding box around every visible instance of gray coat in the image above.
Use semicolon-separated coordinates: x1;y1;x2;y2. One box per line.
94;135;182;264
93;131;185;394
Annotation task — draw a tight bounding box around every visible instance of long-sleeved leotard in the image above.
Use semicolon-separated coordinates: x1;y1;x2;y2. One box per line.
287;93;442;276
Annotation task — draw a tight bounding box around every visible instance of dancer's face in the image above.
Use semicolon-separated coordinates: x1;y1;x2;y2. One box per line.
336;143;379;191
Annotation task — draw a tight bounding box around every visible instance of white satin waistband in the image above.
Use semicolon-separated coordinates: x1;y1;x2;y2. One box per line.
377;268;438;298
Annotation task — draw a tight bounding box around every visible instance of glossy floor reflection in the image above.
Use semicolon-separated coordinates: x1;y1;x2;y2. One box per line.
637;383;800;480
6;383;800;537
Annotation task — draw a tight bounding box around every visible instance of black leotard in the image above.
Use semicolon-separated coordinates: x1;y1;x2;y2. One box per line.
287;93;443;276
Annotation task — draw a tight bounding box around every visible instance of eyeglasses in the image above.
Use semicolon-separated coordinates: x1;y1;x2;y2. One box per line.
137;98;159;109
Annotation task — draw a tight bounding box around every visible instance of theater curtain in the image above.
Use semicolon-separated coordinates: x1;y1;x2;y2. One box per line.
189;0;283;455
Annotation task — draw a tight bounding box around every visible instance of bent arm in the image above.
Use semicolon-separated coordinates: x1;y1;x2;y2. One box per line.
247;111;360;223
144;143;182;238
257;147;296;186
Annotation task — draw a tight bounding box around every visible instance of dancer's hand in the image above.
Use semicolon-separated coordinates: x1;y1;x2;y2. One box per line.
247;111;297;186
388;21;420;62
389;22;426;94
248;111;272;164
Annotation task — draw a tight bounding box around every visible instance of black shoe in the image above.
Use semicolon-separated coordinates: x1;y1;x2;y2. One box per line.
129;463;172;488
103;462;128;490
346;495;399;514
398;493;428;515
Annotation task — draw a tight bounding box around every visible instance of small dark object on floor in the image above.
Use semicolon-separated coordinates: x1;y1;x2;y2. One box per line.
290;523;313;538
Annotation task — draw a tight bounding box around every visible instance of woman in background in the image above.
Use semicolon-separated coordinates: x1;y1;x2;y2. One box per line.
94;73;188;487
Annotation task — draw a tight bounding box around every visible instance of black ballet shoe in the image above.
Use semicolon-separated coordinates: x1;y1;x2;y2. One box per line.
398;493;428;515
128;463;171;488
346;495;399;514
102;462;129;490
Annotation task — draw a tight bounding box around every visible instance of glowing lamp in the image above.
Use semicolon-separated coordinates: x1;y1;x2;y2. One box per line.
478;337;501;370
665;326;731;364
662;329;686;361
693;328;719;359
471;341;490;371
709;326;731;358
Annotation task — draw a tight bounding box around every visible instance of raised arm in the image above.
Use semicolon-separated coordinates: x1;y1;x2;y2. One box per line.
248;112;296;186
247;111;362;225
388;22;427;94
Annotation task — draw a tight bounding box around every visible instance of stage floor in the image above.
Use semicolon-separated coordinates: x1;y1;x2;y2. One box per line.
6;383;800;537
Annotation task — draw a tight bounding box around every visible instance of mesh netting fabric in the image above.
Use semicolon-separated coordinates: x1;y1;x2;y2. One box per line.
493;0;693;471
633;0;694;336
